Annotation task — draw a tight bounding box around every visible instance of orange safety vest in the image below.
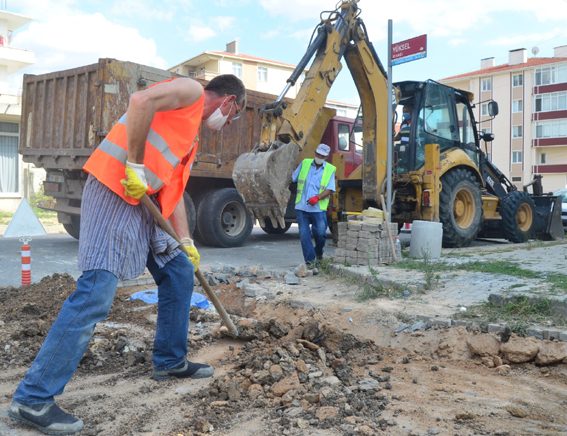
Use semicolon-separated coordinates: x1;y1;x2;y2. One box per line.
83;79;204;219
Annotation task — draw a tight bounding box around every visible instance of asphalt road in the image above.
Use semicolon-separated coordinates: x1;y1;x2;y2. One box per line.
0;225;339;288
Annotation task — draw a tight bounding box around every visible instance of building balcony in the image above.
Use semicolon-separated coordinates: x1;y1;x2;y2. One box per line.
533;164;567;174
532;138;567;147
532;110;567;121
0;45;34;74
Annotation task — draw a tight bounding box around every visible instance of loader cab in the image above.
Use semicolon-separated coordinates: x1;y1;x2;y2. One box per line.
393;80;481;173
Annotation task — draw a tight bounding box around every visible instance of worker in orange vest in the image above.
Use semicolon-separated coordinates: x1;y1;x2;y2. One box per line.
10;75;246;435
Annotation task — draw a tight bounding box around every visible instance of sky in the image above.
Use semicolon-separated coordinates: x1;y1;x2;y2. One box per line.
7;0;567;106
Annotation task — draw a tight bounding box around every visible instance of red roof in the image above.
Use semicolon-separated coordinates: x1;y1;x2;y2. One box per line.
208;51;297;68
441;57;567;81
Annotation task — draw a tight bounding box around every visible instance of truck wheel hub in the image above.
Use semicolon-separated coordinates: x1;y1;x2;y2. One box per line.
454;200;465;217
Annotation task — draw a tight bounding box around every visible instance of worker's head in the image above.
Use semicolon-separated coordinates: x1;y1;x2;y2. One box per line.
314;143;330;165
402;105;412;121
203;74;247;130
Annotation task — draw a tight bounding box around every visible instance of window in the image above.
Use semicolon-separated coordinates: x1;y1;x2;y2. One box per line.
534;92;567;112
512;73;523;87
486;152;491;162
481;103;489;116
481;78;491;92
232;62;242;78
540;153;547;164
0;122;20;193
336;109;347;117
512;125;523;138
482;127;492;135
535;64;567;86
257;67;267;82
512;100;523;113
337;124;350;151
511;176;522;182
535;119;567;138
512;151;522;164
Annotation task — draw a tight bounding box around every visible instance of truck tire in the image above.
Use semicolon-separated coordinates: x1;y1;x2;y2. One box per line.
500;191;536;243
63;215;81;240
439;168;482;248
197;188;253;247
260;220;291;235
191;189;212;245
183;192;197;239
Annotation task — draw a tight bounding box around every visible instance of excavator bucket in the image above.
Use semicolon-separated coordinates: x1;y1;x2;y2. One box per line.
532;195;565;241
233;141;299;228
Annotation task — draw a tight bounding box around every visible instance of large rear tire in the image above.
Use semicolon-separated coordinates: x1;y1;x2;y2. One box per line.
63;215;81;240
197;188;253;247
500;191;536;243
260;220;291;235
191;189;212;245
183;192;197;239
439;168;483;248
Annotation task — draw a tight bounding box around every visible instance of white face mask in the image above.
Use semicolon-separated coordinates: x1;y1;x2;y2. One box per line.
314;157;325;165
204;97;231;131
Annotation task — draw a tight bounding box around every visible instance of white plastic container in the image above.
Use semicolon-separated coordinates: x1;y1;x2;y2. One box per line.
409;220;443;259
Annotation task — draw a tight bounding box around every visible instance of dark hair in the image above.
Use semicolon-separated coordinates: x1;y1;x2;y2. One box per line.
205;74;247;108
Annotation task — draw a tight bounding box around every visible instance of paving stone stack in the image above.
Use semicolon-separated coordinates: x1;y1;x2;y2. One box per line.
334;214;398;266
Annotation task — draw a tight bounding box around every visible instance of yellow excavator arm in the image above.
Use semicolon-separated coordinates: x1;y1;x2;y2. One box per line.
233;0;391;227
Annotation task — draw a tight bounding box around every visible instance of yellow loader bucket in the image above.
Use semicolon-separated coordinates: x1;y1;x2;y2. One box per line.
233;141;299;228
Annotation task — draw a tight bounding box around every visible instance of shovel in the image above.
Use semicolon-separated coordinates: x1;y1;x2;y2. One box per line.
140;194;239;338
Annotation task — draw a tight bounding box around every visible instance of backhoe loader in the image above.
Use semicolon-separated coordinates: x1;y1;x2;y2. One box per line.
232;0;564;247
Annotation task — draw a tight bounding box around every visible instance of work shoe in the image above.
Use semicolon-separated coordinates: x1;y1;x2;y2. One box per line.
305;262;319;276
9;401;84;435
152;359;214;380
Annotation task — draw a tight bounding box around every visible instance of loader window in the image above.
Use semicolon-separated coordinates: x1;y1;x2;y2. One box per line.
457;101;478;165
338;124;350;151
414;82;460;169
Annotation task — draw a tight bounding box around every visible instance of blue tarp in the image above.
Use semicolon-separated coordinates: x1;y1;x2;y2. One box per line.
130;289;210;309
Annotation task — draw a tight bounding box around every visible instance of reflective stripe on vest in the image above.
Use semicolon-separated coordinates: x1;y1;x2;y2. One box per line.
400;121;410;144
295;159;336;210
83;79;204;219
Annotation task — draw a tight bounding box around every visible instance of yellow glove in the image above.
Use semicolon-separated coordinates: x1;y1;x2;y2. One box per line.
120;161;148;199
181;237;200;271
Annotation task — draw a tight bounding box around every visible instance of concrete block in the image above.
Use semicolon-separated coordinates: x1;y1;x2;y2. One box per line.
543;329;563;341
559;331;567;342
367;258;379;266
337;240;346;248
346;250;358;258
357;251;369;259
488;294;504;307
347;230;360;239
361;223;380;233
357;258;367;265
335;248;346;257
347;237;359;246
348;221;363;229
346;243;357;251
334;256;346;263
286;276;299;285
417;314;434;322
347;215;359;221
358;231;371;239
526;328;544;340
366;251;378;259
337;222;348;231
451;320;471;327
487;324;503;333
346;257;358;264
432;319;451;328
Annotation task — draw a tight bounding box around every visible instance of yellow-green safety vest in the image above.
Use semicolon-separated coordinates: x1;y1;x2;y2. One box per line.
295;159;336;210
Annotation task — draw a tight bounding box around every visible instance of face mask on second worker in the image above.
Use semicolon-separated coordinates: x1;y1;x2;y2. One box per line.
402;113;411;120
204;97;231;130
314;157;325;165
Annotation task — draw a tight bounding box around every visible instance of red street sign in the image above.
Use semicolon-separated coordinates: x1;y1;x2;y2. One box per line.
391;34;427;66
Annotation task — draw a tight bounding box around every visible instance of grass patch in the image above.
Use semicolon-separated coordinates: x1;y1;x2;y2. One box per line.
453;295;567;336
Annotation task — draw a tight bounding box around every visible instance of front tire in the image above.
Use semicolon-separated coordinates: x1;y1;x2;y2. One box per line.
260;220;291;235
183;192;197;239
500;191;536;243
62;215;81;240
197;188;253;247
439;168;483;248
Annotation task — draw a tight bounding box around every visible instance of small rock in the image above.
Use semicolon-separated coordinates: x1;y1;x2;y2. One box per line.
501;336;539;363
494;364;511;375
296;359;309;372
505;406;527;418
286;276;299;285
315;406;339;421
297;419;309;429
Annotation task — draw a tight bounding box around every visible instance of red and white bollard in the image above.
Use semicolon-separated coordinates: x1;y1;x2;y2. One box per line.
21;243;31;286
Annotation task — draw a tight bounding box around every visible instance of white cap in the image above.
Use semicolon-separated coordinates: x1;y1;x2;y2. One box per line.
316;143;331;156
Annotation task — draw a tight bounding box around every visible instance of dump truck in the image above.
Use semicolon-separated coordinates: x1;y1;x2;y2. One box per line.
19;58;361;246
232;0;564;247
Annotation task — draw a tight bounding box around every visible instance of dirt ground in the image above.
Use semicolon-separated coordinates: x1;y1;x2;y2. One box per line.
1;271;567;436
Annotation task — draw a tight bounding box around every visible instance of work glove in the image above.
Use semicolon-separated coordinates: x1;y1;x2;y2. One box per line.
181;237;200;272
120;161;148;199
308;196;320;206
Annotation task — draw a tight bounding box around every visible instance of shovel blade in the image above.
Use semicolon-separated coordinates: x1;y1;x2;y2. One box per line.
233;141;299;228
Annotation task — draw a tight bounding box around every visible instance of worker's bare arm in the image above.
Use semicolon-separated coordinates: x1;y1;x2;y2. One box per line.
318;189;333;200
126;79;204;163
169;197;191;241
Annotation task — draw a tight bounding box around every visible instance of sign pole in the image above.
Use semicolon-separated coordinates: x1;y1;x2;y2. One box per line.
386;19;393;216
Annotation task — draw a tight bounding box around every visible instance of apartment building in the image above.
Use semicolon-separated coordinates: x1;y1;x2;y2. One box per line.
0;8;35;213
169;40;358;118
440;46;567;192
